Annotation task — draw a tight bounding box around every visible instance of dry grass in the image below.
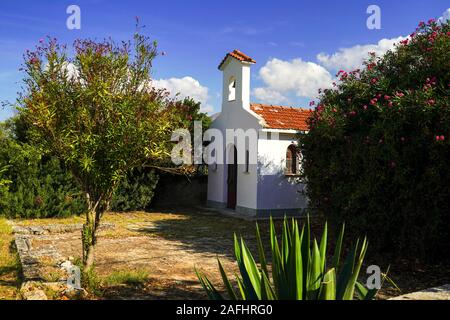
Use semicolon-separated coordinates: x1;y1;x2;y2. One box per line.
0;218;21;300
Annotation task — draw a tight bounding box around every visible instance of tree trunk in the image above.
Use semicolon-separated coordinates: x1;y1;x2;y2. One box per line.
84;244;96;270
81;192;112;271
82;215;98;271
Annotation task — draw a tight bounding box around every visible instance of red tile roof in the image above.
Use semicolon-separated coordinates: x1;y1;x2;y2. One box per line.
250;103;312;131
218;50;256;70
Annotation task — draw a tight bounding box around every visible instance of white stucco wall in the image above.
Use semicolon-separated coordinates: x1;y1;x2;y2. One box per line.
257;133;307;210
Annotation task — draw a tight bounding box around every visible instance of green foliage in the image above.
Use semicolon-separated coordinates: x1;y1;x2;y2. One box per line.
300;20;450;260
179;97;212;133
17;28;200;266
18;33;186;210
73;257;102;296
0;118;163;217
110;167;159;211
196;217;381;300
0;127;86;218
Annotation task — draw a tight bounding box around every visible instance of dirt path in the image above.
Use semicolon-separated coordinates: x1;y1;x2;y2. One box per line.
12;211;254;299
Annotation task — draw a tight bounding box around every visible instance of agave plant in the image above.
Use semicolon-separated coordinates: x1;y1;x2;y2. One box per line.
196;217;383;300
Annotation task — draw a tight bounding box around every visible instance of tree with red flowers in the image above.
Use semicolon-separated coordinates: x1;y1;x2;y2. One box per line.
300;19;450;260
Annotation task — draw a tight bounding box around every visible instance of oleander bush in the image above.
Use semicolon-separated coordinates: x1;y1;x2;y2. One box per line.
196;217;383;300
299;19;450;260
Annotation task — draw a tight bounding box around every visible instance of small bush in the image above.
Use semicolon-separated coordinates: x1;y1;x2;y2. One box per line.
0;136;86;218
110;168;159;211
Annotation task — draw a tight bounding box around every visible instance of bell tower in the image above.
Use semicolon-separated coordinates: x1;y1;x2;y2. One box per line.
218;50;255;112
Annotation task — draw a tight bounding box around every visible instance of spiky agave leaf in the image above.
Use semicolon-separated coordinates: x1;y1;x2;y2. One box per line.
217;259;238;300
318;268;336;300
196;216;381;301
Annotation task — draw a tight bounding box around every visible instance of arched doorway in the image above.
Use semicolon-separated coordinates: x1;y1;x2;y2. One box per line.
227;145;237;209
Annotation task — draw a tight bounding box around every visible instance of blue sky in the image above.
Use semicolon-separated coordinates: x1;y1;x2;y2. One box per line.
0;0;449;119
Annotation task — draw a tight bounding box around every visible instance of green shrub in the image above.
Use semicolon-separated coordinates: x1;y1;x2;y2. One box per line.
299;19;450;260
196;217;385;300
0;117;161;217
110;167;159;211
0;137;86;218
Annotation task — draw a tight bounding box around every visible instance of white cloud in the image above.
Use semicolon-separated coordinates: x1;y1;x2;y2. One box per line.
316;36;406;71
252;87;289;104
438;8;450;24
251;8;450;106
254;58;333;100
152;76;214;113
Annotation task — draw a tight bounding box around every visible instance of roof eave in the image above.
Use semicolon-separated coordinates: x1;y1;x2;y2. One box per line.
260;128;307;134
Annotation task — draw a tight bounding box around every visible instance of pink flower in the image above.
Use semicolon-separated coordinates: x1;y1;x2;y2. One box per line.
363;105;368;110
440;135;445;141
388;101;393;107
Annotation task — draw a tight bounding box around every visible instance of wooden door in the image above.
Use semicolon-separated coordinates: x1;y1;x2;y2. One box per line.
227;146;237;209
